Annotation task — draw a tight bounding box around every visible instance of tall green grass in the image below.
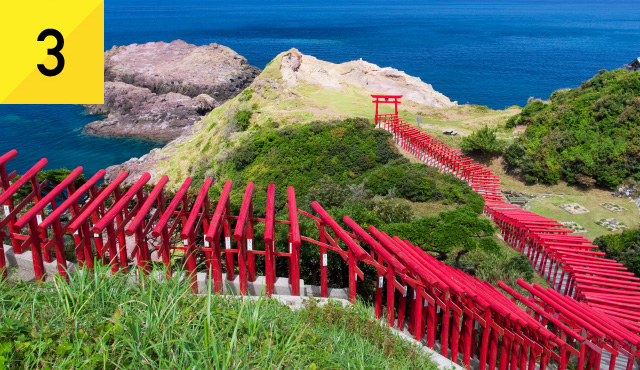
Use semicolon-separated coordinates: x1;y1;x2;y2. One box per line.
0;265;437;369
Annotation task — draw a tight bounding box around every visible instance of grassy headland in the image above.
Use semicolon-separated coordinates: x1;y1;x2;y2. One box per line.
148;50;513;187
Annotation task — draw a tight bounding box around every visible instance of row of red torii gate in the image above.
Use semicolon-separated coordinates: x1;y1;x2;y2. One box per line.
0;95;638;370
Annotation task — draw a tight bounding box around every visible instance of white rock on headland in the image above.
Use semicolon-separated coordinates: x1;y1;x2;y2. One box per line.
280;49;456;108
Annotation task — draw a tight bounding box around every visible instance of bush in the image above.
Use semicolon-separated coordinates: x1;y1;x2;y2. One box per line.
503;142;531;175
233;110;252;131
505;115;518;129
11;168;87;201
382;206;497;269
395;169;436;202
306;177;351;208
460;125;505;156
506;100;545;128
238;88;253;102
229;141;256;170
503;255;534;281
594;229;640;276
213;118;404;210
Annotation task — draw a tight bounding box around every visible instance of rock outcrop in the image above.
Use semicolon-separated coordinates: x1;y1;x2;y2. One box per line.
84;82;216;141
104;143;175;184
280;50;456;108
85;40;261;141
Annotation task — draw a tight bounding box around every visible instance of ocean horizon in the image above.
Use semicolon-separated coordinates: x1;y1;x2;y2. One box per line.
1;0;639;174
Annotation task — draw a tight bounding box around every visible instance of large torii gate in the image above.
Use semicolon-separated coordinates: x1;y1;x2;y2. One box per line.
371;94;402;122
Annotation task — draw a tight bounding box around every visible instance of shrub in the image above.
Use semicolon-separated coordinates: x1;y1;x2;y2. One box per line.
503;255;534;281
361;161;405;195
461;125;505;156
229;141;256;170
595;229;640;276
382;206;497;270
396;170;436;202
471;104;490;112
233;110;252;131
306;177;350;208
11;168;87;201
238;88;253;102
503;142;531;175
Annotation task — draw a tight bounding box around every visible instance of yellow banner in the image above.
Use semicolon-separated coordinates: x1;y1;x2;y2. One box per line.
0;1;104;104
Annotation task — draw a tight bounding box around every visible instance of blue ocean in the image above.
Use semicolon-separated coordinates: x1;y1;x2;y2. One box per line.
1;0;639;175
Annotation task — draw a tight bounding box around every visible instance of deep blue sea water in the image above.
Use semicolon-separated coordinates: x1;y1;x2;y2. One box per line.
1;0;639;175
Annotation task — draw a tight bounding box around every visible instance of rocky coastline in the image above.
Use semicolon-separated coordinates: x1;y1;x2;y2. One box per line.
84;40;261;142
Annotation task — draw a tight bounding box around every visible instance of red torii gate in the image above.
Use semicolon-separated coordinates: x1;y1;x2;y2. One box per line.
372;94;402;122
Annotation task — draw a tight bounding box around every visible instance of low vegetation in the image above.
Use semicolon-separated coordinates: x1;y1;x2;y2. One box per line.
594;228;640;276
0;265;437;369
503;69;640;189
12;169;87;200
208;118;484;210
460;125;506;157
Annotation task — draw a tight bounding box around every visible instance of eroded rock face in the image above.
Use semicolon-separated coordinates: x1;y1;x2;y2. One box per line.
84;82;214;141
280;51;456;108
85;40;261;141
104;40;261;101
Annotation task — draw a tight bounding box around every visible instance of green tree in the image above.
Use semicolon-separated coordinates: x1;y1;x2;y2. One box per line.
594;229;640;276
382;206;498;270
232;109;252;131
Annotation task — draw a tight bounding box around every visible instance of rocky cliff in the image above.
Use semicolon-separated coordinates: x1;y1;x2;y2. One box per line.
84;40;261;141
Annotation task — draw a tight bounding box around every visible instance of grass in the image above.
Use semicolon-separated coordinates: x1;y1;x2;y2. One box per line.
526;194;638;240
0;264;438;370
394;105;520;151
395;198;460;219
480;157;640;240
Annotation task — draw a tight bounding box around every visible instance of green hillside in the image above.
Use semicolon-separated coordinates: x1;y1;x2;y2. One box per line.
504;69;640;189
190;117;516;294
151;49;516;187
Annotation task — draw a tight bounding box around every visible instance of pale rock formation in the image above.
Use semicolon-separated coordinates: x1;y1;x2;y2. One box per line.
280;50;455;108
